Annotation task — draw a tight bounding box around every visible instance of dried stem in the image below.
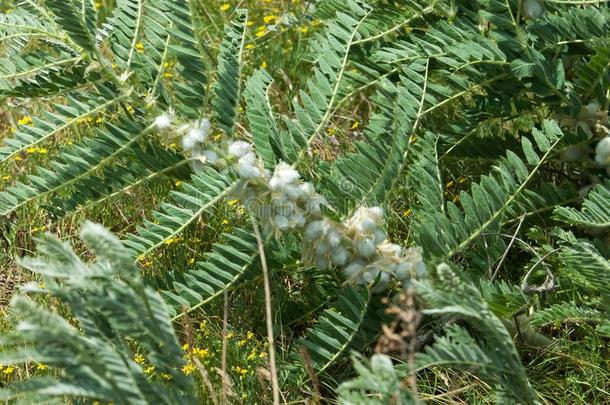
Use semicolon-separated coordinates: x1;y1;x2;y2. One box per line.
250;215;280;405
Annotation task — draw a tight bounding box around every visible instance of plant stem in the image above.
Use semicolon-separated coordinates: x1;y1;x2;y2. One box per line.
250;215;280;405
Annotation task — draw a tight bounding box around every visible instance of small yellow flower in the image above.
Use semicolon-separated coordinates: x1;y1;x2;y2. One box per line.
135;42;145;53
161;373;172;381
37;147;48;155
95;117;104;124
327;127;336;135
246;331;255;340
18;116;32;126
237;339;248;348
182;362;196;375
233;366;247;376
246;21;254;27
245;43;255;50
163;72;173;79
191;347;209;358
126;105;135;114
134;354;145;364
187;257;195;265
259;351;268;358
111;63;118;69
36;363;48;371
2;175;10;181
175;180;182;187
445;180;454;189
402;208;412;217
222;219;229;225
182;343;190;351
3;366;14;375
94;1;102;9
263;15;278;24
26;147;37;154
351;121;360;129
226;332;235;339
260;61;268;69
255;26;266;38
297;26;308;34
246;350;257;361
199;320;208;331
14;156;22;161
220;3;230;11
228;199;239;206
144;365;155;374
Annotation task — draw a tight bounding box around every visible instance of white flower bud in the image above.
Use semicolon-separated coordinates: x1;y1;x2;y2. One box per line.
343;261;364;281
370;354;395;377
305;220;325;241
269;162;300;191
523;0;543;19
229;141;253;158
201;150;219;164
154;113;172;129
595;137;610;166
274;215;289;230
356;238;376;259
331;247;348;266
237;153;263;179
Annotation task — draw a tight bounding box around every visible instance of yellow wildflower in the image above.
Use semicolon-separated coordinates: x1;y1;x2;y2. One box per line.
182;362;196;375
247;350;257;361
95;117;104;124
245;43;255;50
402;208;412;217
259;351;268;358
37;147;48;155
220;3;230;11
199;320;208;331
246;331;255;340
3;366;14;375
134;354;145;364
228;199;239;206
263;15;279;24
18;116;32;126
222;219;229;225
445;180;454;189
36;363;48;371
297;26;308;34
187;257;195;265
144;365;155;374
135;43;145;53
237;339;248;348
175;180;182;187
260;61;268;69
182;343;190;351
26;147;37;154
161;373;172;381
246;21;254;27
226;332;235;339
255;26;266;38
233;366;247;376
14;156;22;161
94;1;102;9
327;127;336;135
191;347;209;358
2;175;10;181
351;121;360;129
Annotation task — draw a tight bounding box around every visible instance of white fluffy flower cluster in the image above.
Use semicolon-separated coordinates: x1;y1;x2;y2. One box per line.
210;139;426;290
522;0;544;19
179;119;220;169
304;207;425;291
229;141;267;180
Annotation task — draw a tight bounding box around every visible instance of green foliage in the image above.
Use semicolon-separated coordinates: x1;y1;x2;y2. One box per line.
0;222;195;403
0;0;609;403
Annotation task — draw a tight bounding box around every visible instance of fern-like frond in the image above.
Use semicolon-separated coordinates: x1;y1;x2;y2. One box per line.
45;0;97;52
0;87;127;164
0;114;149;215
320;64;425;215
0;222;196;403
245;69;280;169
555;230;610;292
415;263;537;404
274;0;371;164
530;302;602;327
409;131;444;220
554;181;610;229
124;167;239;258
289;285;370;377
416;120;565;260
212;9;247;135
163;228;258;320
165;0;207;119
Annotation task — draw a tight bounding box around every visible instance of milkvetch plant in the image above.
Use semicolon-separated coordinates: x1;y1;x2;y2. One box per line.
0;0;609;403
